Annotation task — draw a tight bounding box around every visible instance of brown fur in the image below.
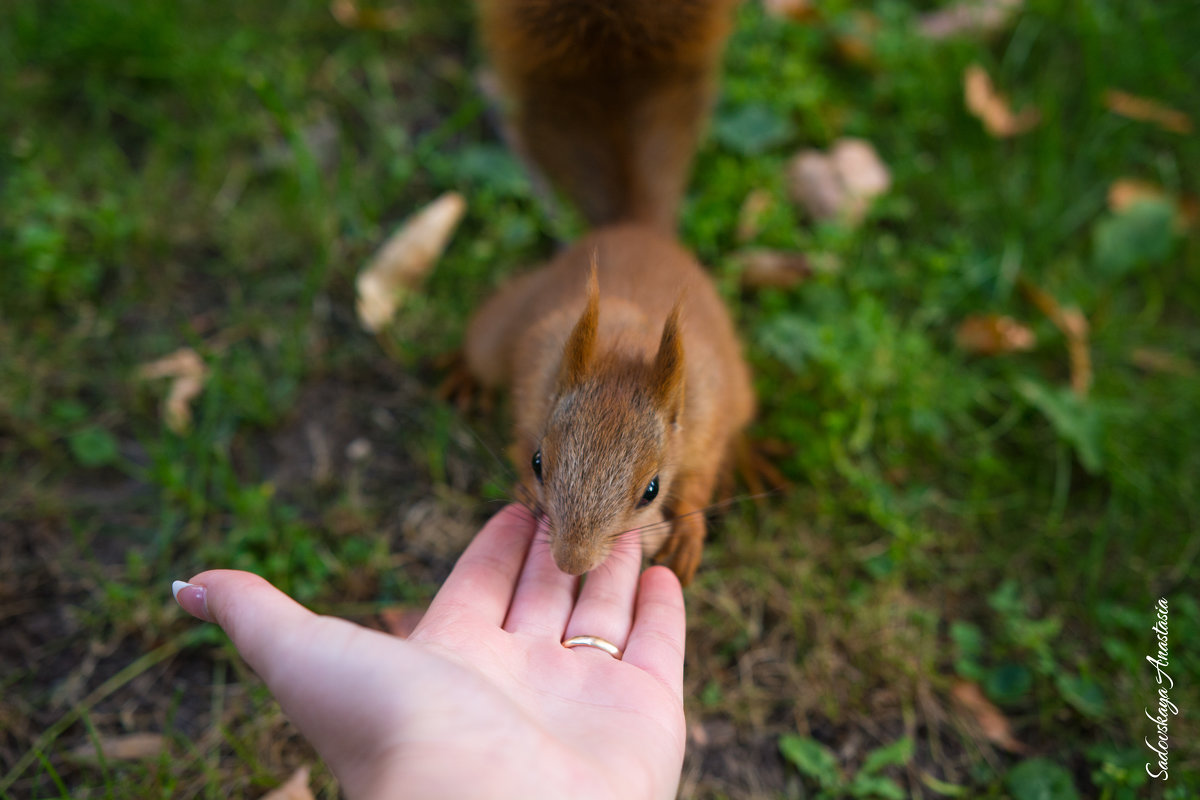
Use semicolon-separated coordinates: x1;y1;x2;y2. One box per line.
478;0;738;232
465;0;749;584
465;226;753;584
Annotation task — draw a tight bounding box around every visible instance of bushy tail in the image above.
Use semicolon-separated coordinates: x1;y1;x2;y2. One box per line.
478;0;738;232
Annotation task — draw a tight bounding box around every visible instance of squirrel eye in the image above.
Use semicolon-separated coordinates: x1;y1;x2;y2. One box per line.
638;475;659;507
532;449;543;482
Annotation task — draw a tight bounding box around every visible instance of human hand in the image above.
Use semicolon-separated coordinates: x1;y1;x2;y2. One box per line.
173;504;687;799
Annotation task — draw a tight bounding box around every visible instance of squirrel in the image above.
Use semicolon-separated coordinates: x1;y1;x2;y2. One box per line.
463;0;752;586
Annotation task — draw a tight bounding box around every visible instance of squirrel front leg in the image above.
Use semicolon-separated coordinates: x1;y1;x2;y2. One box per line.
654;467;719;586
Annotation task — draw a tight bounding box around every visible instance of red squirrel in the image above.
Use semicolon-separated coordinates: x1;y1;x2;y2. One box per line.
464;0;751;585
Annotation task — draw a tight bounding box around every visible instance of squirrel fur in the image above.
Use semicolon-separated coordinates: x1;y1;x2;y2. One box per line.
465;0;751;585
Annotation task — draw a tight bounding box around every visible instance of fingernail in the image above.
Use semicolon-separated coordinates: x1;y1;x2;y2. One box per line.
171;580;212;622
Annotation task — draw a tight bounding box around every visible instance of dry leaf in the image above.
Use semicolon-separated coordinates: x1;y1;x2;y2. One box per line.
380;605;425;638
786;138;890;224
951;680;1026;754
737;188;774;242
763;0;819;23
834;12;881;68
917;0;1023;39
138;348;209;433
954;314;1036;355
330;0;405;31
1108;179;1196;232
1130;348;1195;377
1104;90;1192;134
356;192;466;332
262;766;315;800
1019;279;1092;396
738;250;812;289
964;64;1040;137
69;733;166;762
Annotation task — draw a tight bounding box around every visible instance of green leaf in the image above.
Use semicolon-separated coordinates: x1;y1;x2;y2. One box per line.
454;144;529;197
1056;673;1107;719
712;103;794;156
985;662;1033;703
1007;759;1080;800
860;737;913;775
68;426;120;467
848;773;906;799
1015;379;1104;474
1092;199;1176;279
779;735;840;788
950;621;985;680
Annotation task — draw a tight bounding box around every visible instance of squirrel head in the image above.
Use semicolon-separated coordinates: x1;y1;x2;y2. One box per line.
529;268;686;575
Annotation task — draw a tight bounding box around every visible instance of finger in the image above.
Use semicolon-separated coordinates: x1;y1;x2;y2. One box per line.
503;516;578;638
622;566;686;692
176;569;319;685
421;504;537;629
562;530;642;652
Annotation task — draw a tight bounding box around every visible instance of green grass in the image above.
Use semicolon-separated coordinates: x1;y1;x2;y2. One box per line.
2;0;1197;797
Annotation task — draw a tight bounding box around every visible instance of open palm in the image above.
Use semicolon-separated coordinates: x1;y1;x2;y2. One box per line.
176;505;687;799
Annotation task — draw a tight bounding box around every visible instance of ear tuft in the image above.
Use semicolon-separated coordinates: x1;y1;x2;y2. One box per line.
651;301;686;422
557;255;600;390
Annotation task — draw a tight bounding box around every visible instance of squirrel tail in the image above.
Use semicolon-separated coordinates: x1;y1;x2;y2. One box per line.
478;0;738;233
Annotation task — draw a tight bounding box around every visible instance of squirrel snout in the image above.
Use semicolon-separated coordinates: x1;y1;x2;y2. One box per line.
549;531;603;576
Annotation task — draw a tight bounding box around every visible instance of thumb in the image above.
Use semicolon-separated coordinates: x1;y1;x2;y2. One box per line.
173;569;316;685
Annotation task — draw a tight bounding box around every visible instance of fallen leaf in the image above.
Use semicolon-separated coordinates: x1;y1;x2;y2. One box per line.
951;680;1026;754
380;605;425;638
356;192;466;332
1104;89;1192;134
738;250;812;289
1019;279;1092;396
69;733;166;762
834;12;881;68
964;64;1040;137
1130;348;1195;377
763;0;820;23
954;314;1036;355
262;766;315;800
917;0;1023;39
786;138;890;224
737;188;774;242
1108;179;1196;232
138;348;209;433
330;0;405;31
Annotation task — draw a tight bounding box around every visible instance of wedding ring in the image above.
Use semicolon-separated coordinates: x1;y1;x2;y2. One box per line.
562;635;623;660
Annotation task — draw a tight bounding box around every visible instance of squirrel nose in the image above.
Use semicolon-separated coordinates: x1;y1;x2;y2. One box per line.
550;532;600;576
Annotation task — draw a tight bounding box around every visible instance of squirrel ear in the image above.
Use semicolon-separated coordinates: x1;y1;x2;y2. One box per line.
558;257;600;391
651;302;685;423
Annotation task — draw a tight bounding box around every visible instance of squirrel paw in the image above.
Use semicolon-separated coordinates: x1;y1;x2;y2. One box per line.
653;512;706;587
436;350;493;415
726;436;791;504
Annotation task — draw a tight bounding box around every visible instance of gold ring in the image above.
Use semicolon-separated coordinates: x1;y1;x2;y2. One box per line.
562;635;623;660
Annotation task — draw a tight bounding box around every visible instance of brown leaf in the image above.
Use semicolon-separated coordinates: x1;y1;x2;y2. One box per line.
379;605;425;638
69;733;166;763
786;138;890;225
964;64;1040;137
330;0;405;31
1019;279;1092;397
1130;348;1196;377
951;680;1026;754
1104;90;1192;134
356;192;466;332
138;348;209;433
917;0;1023;39
763;0;820;23
262;766;315;800
833;12;881;68
738;250;812;290
736;189;774;243
1108;179;1197;232
954;314;1036;355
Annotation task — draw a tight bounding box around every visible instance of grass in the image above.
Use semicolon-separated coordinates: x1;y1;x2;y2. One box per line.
1;0;1197;797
